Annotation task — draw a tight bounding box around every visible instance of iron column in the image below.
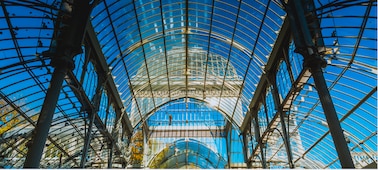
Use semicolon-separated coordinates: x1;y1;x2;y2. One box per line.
24;64;70;168
24;0;92;167
108;142;114;168
284;0;355;168
254;116;267;168
80;111;95;168
308;60;355;168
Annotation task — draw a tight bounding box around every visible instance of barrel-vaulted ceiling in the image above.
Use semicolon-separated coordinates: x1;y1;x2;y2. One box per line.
0;0;376;168
90;0;377;167
91;0;286;127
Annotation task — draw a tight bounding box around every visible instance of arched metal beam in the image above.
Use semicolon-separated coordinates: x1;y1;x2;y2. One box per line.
147;138;227;168
132;97;241;130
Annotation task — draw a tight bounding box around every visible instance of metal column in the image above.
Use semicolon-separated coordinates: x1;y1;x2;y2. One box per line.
254;116;267;168
310;62;355;168
80;111;95;168
23;0;92;168
59;153;63;168
278;111;294;168
225;127;231;168
108;142;114;168
284;0;354;168
24;64;70;168
242;130;251;168
268;72;294;168
81;72;106;167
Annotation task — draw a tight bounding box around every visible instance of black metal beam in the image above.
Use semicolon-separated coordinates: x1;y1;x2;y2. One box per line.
268;72;294;168
310;63;354;168
248;68;310;163
65;71;113;137
253;114;267;168
243;18;313;164
23;66;69;168
108;142;114;168
0;0;76;166
85;22;133;136
80;80;104;167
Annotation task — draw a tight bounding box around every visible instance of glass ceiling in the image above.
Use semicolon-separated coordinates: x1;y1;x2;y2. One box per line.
91;0;285;127
0;0;376;169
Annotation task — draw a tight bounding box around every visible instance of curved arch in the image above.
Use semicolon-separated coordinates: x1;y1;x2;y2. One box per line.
158;152;216;169
147;138;227;169
126;45;245;129
133;97;241;129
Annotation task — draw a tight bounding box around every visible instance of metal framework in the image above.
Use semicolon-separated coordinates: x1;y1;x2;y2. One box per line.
0;0;376;169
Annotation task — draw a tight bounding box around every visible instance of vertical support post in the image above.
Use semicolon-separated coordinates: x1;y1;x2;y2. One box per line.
108;142;113;168
80;112;95;168
254;116;267;168
59;153;63;168
279;111;294;168
81;73;105;167
225;127;231;168
242;131;251;168
268;73;294;168
143;125;148;168
284;0;355;168
104;107;109;127
125;134;132;167
24;65;70;168
23;0;92;168
310;62;355;168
